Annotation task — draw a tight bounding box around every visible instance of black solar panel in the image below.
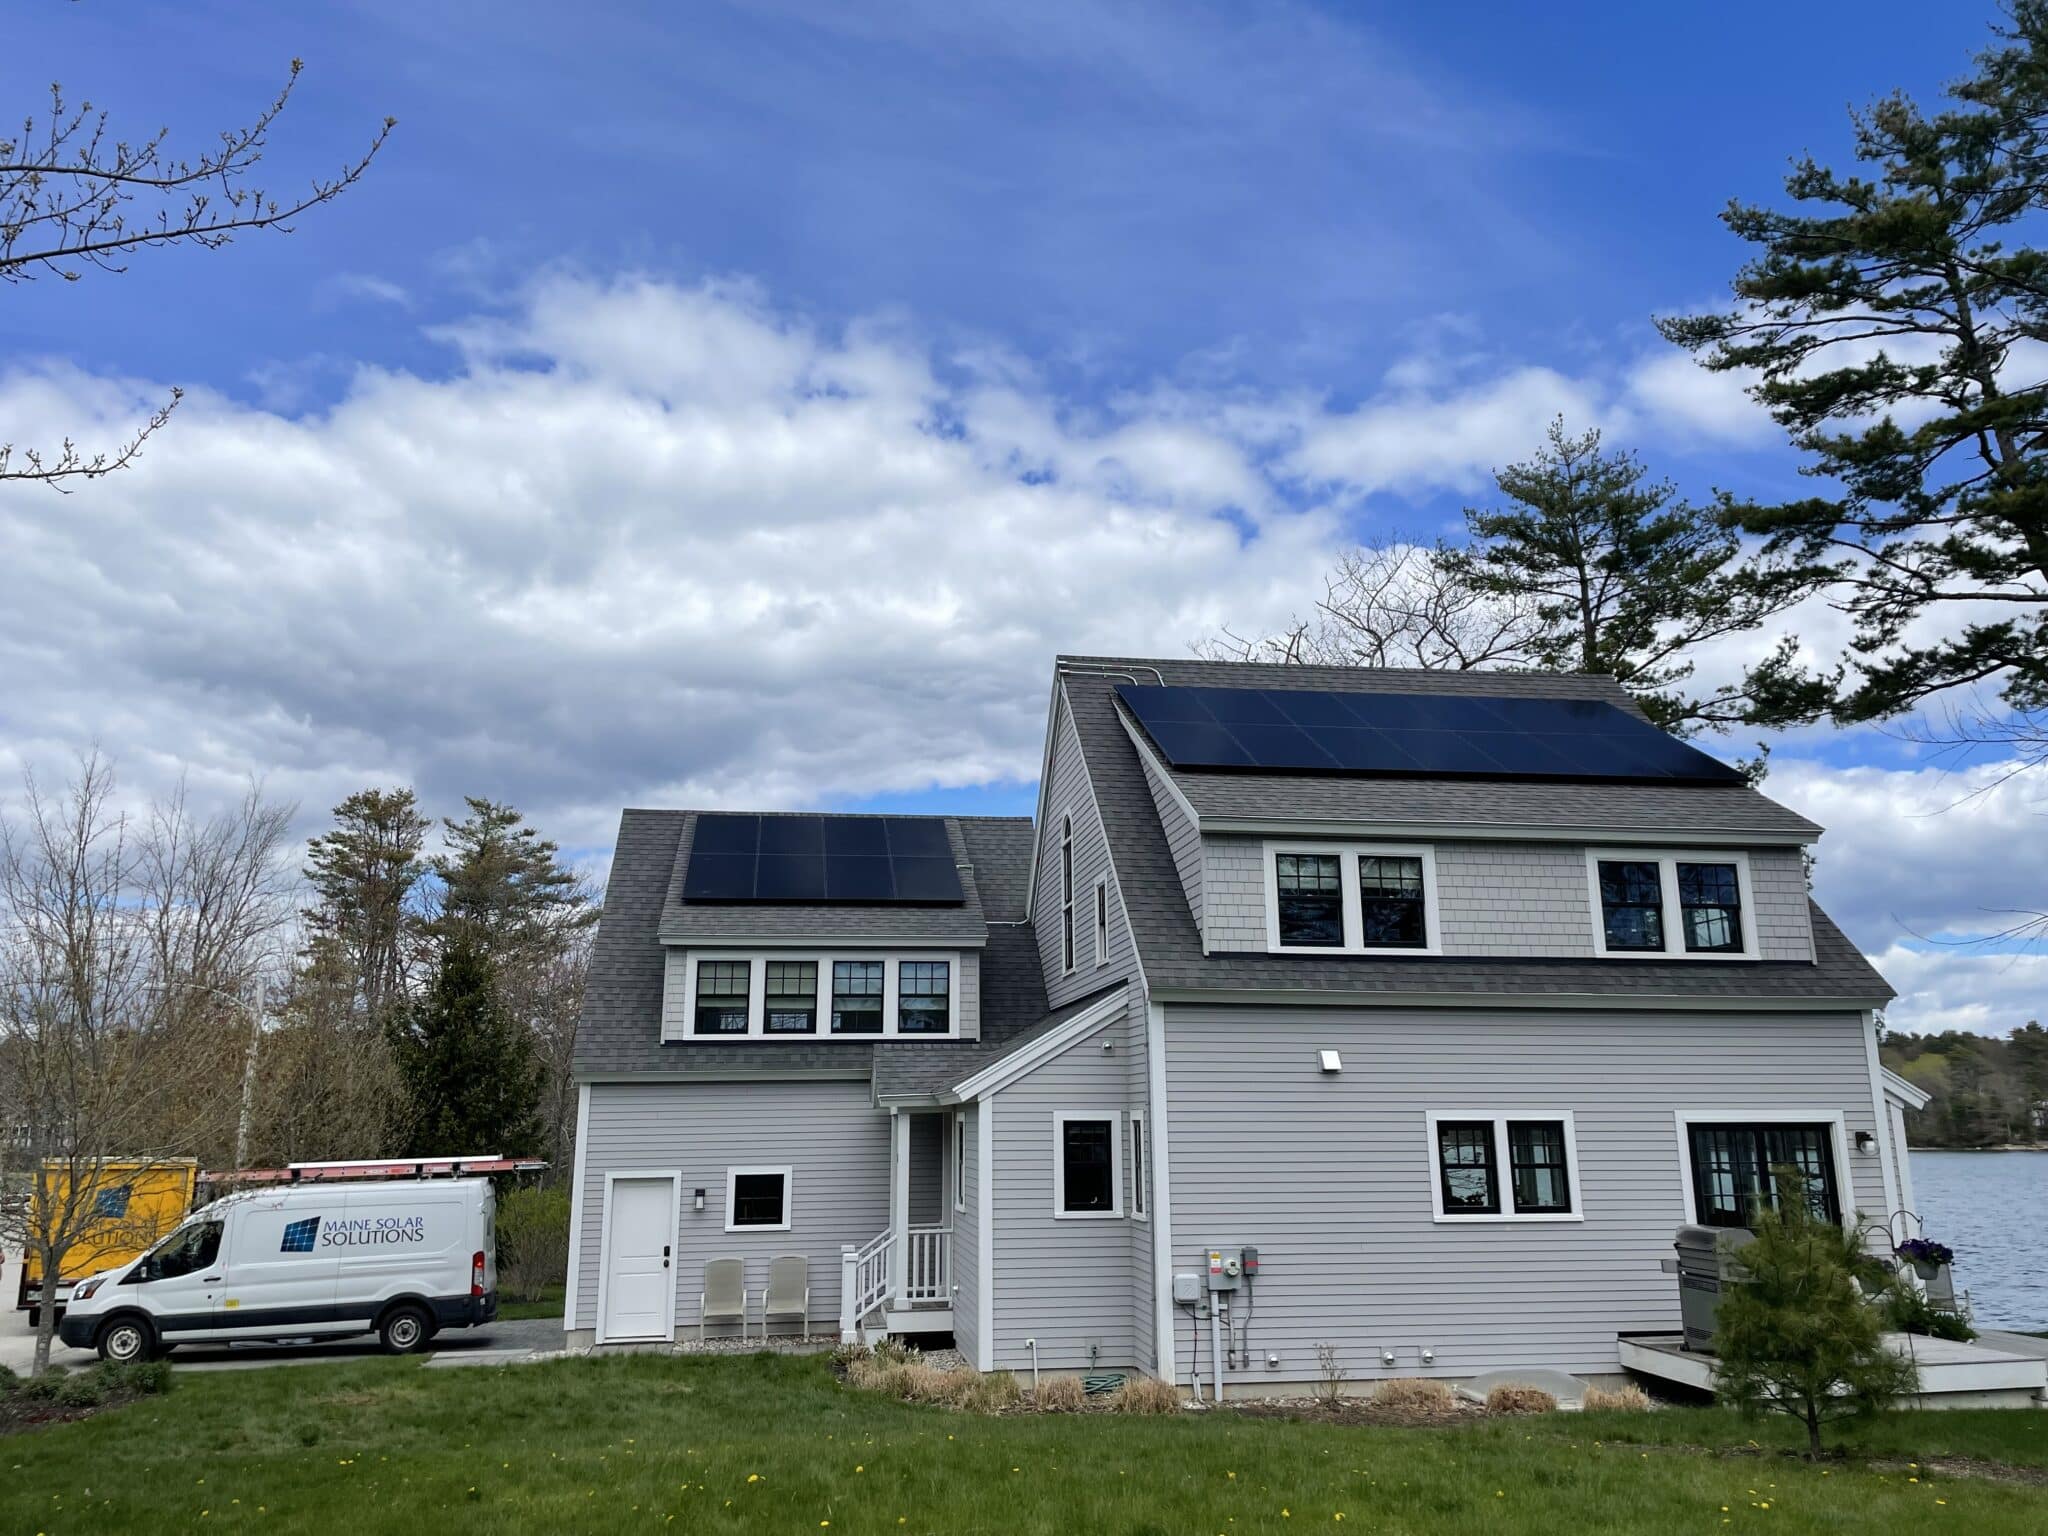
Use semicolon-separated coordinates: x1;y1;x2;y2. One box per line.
681;814;965;903
1115;684;1745;785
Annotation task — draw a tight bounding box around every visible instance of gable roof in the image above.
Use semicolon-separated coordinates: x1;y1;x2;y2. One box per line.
573;810;1040;1080
1056;655;1893;1007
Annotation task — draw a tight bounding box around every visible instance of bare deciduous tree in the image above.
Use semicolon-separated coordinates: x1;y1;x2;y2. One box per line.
1201;540;1541;672
1;60;394;488
0;755;294;1374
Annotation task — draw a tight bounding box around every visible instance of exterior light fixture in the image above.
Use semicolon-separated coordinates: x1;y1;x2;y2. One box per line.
693;1188;706;1211
1853;1131;1877;1155
1318;1049;1342;1074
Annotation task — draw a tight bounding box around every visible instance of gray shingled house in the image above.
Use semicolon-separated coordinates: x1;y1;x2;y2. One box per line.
563;654;1907;1394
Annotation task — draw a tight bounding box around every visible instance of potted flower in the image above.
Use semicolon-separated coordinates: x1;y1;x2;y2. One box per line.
1896;1237;1954;1279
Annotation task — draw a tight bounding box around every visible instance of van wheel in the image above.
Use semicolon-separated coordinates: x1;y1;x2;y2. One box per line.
378;1304;432;1355
96;1314;154;1364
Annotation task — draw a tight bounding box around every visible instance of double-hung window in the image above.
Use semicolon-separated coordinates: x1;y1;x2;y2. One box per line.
1060;815;1076;972
1267;843;1438;954
1094;878;1109;967
1589;851;1755;959
897;960;951;1034
831;960;885;1034
1130;1111;1149;1220
693;960;752;1035
764;960;818;1034
1683;1120;1841;1229
1427;1112;1580;1221
1053;1111;1122;1218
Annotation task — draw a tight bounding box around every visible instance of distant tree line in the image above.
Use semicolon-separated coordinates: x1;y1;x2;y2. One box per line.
1882;1024;2048;1147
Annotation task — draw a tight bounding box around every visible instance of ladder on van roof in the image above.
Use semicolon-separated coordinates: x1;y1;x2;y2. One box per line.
202;1155;549;1186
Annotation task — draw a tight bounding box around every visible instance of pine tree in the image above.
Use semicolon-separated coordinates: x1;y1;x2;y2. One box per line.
1438;418;1803;735
302;787;429;1027
423;798;591;966
1660;3;2048;740
1712;1171;1918;1458
387;940;542;1155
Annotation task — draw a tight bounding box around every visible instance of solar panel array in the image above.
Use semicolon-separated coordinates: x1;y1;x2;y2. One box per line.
681;813;965;904
1115;684;1745;785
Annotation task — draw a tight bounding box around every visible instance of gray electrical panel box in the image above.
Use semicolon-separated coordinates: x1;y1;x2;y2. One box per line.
1205;1247;1242;1292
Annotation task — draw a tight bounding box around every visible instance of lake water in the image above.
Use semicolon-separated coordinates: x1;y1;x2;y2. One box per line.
1908;1149;2048;1331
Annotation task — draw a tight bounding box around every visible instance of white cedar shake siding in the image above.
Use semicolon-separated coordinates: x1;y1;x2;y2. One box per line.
952;1104;982;1366
1160;1004;1886;1385
659;948;982;1042
571;1079;890;1337
1202;837;1815;961
1036;692;1139;1009
988;1003;1141;1371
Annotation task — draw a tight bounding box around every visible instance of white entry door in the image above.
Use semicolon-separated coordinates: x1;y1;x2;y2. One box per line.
599;1174;678;1343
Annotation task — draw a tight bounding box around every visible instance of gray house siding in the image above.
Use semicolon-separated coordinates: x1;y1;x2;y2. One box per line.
987;1004;1140;1371
1203;837;1814;962
1137;740;1204;940
571;1079;887;1338
1035;689;1140;1008
660;947;982;1043
1123;1001;1156;1371
1159;1003;1885;1386
909;1112;945;1226
953;1105;982;1366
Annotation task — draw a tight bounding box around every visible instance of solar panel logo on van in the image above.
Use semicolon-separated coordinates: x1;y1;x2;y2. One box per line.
280;1216;322;1253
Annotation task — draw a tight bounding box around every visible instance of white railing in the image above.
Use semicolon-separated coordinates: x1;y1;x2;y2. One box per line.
840;1229;893;1341
904;1225;951;1303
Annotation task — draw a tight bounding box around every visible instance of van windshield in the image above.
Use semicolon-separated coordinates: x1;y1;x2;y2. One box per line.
138;1219;222;1281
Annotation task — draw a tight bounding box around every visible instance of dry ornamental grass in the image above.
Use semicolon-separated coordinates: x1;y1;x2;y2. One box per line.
1033;1376;1088;1413
1581;1383;1655;1412
1108;1376;1183;1415
1372;1377;1458;1416
1485;1384;1559;1415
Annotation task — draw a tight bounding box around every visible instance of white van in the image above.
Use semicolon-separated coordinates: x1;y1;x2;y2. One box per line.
56;1177;498;1362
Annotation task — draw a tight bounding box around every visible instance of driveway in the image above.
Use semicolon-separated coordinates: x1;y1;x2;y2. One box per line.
0;1250;560;1373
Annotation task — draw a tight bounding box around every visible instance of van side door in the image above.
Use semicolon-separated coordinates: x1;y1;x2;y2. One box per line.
117;1217;226;1340
217;1195;348;1335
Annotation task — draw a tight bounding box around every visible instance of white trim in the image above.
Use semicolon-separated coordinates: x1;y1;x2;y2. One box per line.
677;950;963;1041
1118;711;1203;833
1207;815;1814;848
1093;875;1110;968
1862;1010;1901;1223
1423;1111;1584;1224
1021;678;1064;923
952;1111;967;1214
1130;1109;1149;1222
562;1081;592;1331
594;1169;681;1345
953;986;1129;1100
1052;1109;1126;1219
1882;1066;1931;1111
724;1165;794;1233
976;1097;994;1371
1584;849;1760;961
1671;1110;1853;1230
1146;1000;1175;1381
1147;985;1885;1012
1262;840;1442;956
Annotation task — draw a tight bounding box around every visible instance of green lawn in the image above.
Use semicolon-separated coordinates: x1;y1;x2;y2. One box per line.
5;1353;2044;1535
494;1283;564;1322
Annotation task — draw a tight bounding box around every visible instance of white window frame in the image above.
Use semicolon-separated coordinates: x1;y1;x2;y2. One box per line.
724;1165;794;1233
1052;1109;1125;1220
1423;1110;1583;1224
1093;875;1110;968
1130;1110;1149;1222
1585;849;1759;960
953;1112;968;1214
1060;815;1076;973
1263;841;1441;956
676;951;962;1041
1672;1110;1853;1231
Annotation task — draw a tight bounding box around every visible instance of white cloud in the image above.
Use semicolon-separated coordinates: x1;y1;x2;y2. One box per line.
1869;944;2048;1037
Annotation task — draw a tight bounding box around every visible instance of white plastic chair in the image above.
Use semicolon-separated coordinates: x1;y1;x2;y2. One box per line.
763;1253;809;1340
700;1256;748;1342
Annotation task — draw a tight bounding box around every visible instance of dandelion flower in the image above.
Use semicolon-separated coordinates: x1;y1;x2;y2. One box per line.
747;1475;761;1484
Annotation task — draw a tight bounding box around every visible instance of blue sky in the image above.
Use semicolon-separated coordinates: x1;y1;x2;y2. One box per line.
3;1;2040;1032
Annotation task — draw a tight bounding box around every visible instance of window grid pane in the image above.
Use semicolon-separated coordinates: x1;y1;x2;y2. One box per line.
1276;853;1345;948
1677;862;1744;953
1061;1119;1115;1213
1507;1120;1572;1214
1598;860;1666;951
694;959;751;1035
1358;855;1426;948
1436;1120;1500;1214
897;960;951;1034
764;960;818;1035
831;959;885;1034
1687;1123;1839;1229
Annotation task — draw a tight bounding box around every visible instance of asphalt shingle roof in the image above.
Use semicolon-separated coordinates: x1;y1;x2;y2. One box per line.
1057;655;1893;1006
573;811;1043;1080
871;981;1127;1103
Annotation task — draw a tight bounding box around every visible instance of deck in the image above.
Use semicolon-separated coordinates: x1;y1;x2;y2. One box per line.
1620;1331;2048;1409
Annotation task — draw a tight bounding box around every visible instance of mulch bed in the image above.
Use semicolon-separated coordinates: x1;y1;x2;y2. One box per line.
1226;1396;1489;1430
